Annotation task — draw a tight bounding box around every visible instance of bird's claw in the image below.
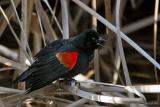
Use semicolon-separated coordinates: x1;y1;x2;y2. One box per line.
65;78;80;87
66;78;75;85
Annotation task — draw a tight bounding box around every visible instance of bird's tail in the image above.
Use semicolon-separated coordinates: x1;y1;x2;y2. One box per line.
13;68;35;83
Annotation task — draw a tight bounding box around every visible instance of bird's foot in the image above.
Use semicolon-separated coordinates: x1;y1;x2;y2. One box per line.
66;77;75;85
66;77;75;82
67;78;81;87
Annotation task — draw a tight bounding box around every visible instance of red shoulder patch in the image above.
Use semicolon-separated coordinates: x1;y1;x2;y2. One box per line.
56;52;79;70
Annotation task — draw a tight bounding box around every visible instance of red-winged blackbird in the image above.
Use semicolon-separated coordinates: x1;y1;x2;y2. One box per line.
14;29;105;93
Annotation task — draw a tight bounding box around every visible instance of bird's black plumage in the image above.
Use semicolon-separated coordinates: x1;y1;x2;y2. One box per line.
14;29;105;93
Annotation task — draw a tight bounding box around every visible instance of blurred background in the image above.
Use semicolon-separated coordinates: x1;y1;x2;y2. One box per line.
0;0;160;107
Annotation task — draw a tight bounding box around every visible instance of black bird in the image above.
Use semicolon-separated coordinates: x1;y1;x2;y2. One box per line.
14;29;105;93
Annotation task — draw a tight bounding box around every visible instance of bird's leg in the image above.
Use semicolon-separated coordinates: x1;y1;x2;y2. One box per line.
68;78;75;85
66;77;81;88
65;76;76;85
66;77;75;81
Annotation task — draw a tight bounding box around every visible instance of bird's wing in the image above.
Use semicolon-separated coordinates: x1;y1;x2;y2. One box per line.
26;51;79;93
15;51;79;93
14;39;80;93
13;39;65;83
34;39;64;59
56;52;79;70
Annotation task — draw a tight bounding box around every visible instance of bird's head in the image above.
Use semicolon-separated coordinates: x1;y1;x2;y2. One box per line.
72;29;106;51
